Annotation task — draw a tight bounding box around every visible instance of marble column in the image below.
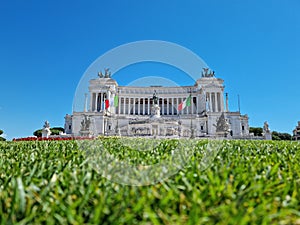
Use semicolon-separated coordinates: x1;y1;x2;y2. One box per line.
89;92;93;112
160;97;163;115
100;93;103;111
220;92;224;112
177;98;179;115
217;92;221;112
91;93;94;111
172;98;174;115
118;96;121;114
143;98;145;115
209;92;212;112
128;97;131;114
96;93;99;112
123;97;126;114
138;98;140;115
215;92;218;112
148;97;150;115
167;98;169;115
132;98;135;115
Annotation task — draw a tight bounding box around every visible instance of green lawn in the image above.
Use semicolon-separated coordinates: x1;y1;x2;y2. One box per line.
0;139;300;224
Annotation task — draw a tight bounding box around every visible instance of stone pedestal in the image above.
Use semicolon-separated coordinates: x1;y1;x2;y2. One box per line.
263;121;272;140
42;128;51;138
216;131;228;138
115;128;121;136
264;132;272;140
79;130;92;137
42;121;51;138
151;104;161;119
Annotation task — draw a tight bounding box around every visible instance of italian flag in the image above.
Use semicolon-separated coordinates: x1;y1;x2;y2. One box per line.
107;95;119;108
113;95;118;107
105;99;110;109
178;95;191;111
108;95;119;107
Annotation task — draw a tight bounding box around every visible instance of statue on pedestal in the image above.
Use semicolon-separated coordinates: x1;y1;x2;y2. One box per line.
80;115;91;131
42;121;51;138
214;113;230;137
263;121;272;140
152;90;158;105
80;115;93;137
263;121;270;133
151;90;160;119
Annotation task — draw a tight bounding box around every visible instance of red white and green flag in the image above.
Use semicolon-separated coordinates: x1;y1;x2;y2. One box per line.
107;95;119;108
178;95;191;111
113;95;118;107
105;99;110;109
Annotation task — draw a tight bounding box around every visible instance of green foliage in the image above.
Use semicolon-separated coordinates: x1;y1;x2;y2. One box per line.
249;127;263;136
1;139;300;224
51;127;65;135
272;131;292;141
33;127;65;137
33;129;42;137
0;129;5;141
250;127;292;141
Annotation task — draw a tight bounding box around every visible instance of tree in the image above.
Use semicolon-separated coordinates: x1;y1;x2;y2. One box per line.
0;129;6;141
33;129;42;137
33;127;65;137
51;127;65;135
272;131;292;141
272;131;281;141
249;127;263;136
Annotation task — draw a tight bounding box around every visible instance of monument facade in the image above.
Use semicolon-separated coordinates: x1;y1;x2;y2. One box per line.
65;68;250;138
293;121;300;141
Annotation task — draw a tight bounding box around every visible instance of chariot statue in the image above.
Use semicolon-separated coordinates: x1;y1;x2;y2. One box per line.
98;68;111;78
202;68;215;78
104;68;111;78
98;71;104;78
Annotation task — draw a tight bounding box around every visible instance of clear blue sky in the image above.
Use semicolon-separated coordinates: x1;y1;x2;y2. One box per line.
1;0;299;140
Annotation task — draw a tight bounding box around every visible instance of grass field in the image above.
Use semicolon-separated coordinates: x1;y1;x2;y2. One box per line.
1;139;300;224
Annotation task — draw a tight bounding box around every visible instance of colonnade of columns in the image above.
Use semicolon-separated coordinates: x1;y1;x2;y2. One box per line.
116;96;199;115
90;91;224;114
205;92;223;112
90;92;107;112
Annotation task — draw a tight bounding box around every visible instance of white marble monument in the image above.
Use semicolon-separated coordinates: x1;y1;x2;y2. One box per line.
65;68;250;138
